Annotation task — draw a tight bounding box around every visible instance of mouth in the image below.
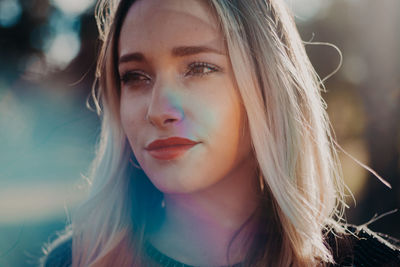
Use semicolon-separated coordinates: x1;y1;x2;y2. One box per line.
145;137;199;160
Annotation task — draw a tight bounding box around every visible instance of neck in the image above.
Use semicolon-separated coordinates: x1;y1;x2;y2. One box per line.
148;155;262;266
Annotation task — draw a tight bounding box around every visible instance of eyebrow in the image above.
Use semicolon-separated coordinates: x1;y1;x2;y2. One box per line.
172;45;224;57
118;45;225;64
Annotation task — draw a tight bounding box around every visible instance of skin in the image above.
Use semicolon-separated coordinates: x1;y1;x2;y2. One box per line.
118;0;261;265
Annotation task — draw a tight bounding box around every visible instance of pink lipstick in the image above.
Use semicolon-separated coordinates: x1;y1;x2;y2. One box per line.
145;137;199;160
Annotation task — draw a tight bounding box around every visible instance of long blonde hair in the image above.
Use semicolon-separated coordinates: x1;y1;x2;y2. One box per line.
46;0;347;266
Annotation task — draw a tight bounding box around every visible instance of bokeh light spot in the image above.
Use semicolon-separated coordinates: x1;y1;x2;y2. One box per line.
51;0;95;16
285;0;332;22
45;32;81;69
0;0;22;28
342;54;368;85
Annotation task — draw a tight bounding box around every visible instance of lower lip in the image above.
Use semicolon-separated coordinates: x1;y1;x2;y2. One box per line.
147;144;197;160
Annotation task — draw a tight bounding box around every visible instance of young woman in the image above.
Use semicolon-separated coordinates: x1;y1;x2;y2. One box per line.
41;0;400;266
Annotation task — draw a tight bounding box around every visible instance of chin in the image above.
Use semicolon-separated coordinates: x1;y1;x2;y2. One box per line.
149;173;216;195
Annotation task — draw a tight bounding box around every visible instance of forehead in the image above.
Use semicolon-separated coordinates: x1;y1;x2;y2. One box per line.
118;0;223;57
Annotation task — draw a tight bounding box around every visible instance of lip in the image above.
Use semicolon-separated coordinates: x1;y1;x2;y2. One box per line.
145;137;199;160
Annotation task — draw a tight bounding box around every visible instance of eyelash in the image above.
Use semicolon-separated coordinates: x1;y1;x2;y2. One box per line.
120;62;220;86
120;70;150;85
185;62;220;77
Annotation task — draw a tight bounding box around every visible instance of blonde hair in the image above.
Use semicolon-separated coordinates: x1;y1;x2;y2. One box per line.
44;0;348;266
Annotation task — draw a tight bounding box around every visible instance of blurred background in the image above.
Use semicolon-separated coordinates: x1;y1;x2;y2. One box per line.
0;0;399;266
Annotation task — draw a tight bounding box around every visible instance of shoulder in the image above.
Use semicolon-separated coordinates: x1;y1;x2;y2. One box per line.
326;224;400;266
40;233;72;267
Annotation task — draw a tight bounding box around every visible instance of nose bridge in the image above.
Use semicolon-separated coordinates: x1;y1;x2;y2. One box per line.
146;78;184;127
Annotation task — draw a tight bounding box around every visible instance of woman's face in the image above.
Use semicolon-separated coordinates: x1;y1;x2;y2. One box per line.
118;0;254;193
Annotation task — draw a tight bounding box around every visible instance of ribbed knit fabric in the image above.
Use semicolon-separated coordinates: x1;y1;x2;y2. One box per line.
143;240;243;267
42;225;400;267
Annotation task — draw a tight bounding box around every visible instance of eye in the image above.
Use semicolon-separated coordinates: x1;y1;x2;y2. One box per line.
120;71;151;86
185;62;220;77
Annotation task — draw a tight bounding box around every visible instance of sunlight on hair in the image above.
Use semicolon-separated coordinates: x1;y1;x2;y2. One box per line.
0;0;21;28
51;0;95;16
45;32;81;69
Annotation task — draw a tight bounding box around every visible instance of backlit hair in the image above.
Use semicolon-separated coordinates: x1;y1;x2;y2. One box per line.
44;0;348;266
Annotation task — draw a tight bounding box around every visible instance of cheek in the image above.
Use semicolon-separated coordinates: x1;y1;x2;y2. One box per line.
120;95;144;146
200;89;243;153
216;105;242;155
190;78;242;133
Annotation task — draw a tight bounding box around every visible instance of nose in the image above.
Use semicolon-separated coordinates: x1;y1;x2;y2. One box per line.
146;82;184;128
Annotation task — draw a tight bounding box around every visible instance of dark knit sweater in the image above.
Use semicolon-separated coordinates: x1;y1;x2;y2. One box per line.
41;225;400;267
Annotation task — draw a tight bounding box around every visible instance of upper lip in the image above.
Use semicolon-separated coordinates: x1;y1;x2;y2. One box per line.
145;137;199;150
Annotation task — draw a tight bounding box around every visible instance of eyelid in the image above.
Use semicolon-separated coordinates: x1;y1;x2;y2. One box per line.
120;70;151;84
120;69;150;78
119;61;222;85
185;61;221;77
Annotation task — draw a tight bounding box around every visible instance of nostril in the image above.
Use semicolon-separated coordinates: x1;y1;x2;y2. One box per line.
165;118;176;124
